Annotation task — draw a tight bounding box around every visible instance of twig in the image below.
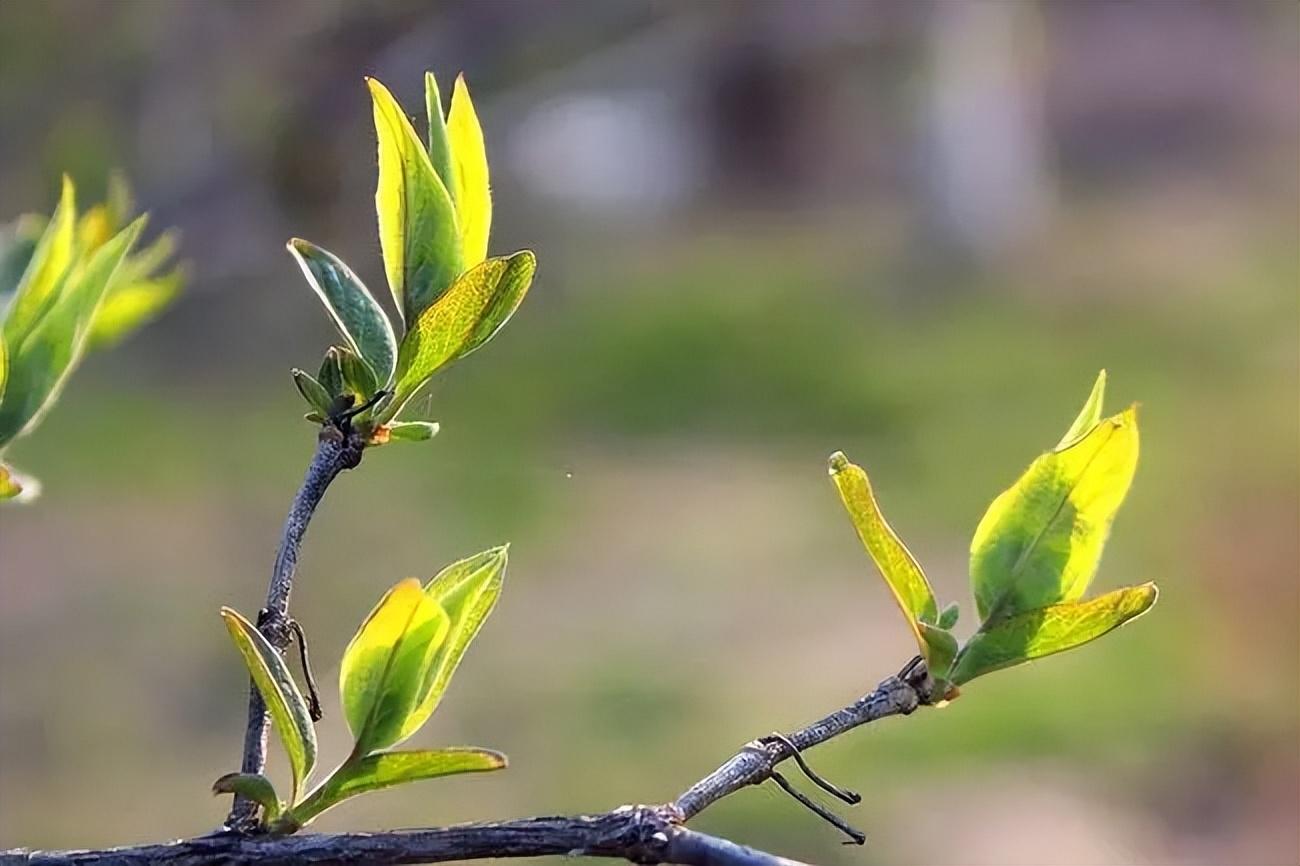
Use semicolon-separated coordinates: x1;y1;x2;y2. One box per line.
8;668;932;866
226;429;364;829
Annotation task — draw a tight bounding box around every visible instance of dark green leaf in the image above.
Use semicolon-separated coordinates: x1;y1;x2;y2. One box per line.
292;369;333;414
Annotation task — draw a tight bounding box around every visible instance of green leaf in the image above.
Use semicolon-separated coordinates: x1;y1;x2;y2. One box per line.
917;621;958;684
289;747;504;828
424;72;455;202
383;251;536;421
287;239;397;385
937;601;960;630
86;270;183;350
0;218;143;448
950;583;1158;685
292;369;332;414
0;213;45;298
0;329;8;404
339;579;450;755
393;547;507;742
317;347;344;398
220;607;318;803
337;345;379;402
971;407;1140;623
212;773;282;823
3;176;76;348
829;451;944;663
446;74;491;268
1055;370;1107;451
387;421;439;441
369;77;462;325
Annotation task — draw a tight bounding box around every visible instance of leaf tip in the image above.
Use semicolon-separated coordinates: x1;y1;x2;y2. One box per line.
828;450;850;474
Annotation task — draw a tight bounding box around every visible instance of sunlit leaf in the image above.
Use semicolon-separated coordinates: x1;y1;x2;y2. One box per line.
950;583;1158;685
0;330;7;404
86;270;183;350
0;462;23;501
971;407;1140;622
369;77;462;325
220;607;318;802
446;74;491;268
292;369;333;414
339;579;450;755
287;239;396;385
424;72;454;201
0;213;46;298
290;748;504;827
917;621;958;683
383;252;535;421
3;176;77;348
1055;370;1107;451
0;218;143;447
212;772;282;822
937;601;960;630
388;421;439;441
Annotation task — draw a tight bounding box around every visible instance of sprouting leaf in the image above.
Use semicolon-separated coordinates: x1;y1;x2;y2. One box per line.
3;176;76;348
950;583;1158;685
389;547;508;743
829;451;948;664
289;748;504;828
446;74;491;268
1;213;46;298
339;579;450;755
971;407;1140;623
212;772;283;822
287;239;397;385
424;72;454;202
937;601;960;630
337;345;379;402
1055;370;1107;451
0;462;24;501
317;347;345;398
292;369;333;414
369;77;462;325
0;330;8;403
382;251;536;422
0;218;143;448
220;607;318;802
86;270;183;350
389;421;440;441
917;621;958;684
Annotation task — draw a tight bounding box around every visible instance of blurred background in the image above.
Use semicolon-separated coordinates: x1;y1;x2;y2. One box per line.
1;2;1297;864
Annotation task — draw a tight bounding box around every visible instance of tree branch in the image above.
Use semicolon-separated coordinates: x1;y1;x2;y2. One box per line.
9;666;932;866
226;428;364;830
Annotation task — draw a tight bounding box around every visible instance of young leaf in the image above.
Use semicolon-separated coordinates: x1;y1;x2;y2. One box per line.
287;239;397;385
1055;370;1107;451
0;462;23;501
971;407;1140;623
289;748;504;828
3;176;76;348
388;421;439;441
337;345;379;401
0;218;144;448
0;213;46;298
292;369;333;414
392;547;508;742
212;772;283;822
917;621;958;684
829;451;943;659
950;583;1158;685
0;330;7;403
424;72;455;201
368;77;462;325
85;271;183;350
220;608;318;802
339;579;450;755
446;74;491;268
317;347;345;398
937;601;960;630
383;251;536;421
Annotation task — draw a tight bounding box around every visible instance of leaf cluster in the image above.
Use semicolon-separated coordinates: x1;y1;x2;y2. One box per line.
0;175;184;501
830;371;1156;698
216;548;509;831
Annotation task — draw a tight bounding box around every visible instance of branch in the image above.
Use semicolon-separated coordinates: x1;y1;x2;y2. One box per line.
227;428;364;830
10;666;932;866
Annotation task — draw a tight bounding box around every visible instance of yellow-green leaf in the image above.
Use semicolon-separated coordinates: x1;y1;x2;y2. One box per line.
287;239;396;385
369;77;462;325
950;583;1158;685
212;772;282;823
388;421;440;442
383;251;535;421
86;270;183;350
339;578;450;755
446;74;491;268
220;607;318;803
424;72;454;201
829;450;939;638
971;407;1140;622
0;330;8;403
0;462;24;501
4;176;77;348
1055;370;1107;451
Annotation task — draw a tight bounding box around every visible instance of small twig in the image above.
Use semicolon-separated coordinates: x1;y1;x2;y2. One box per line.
769;771;865;845
287;619;323;722
760;732;859;804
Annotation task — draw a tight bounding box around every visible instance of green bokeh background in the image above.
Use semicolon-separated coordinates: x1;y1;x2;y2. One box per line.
2;2;1297;864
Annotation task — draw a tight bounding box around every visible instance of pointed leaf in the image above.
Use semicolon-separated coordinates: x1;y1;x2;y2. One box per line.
950;583;1158;685
4;177;76;348
292;369;332;414
369;77;462;325
0;218;143;447
1;213;46;299
287;239;397;385
396;547;507;741
0;330;7;403
971;407;1140;622
0;462;28;501
388;421;440;441
917;621;958;684
339;579;450;754
937;601;960;630
829;451;943;664
337;345;379;401
86;270;183;350
220;607;318;802
317;347;345;398
424;72;455;199
446;74;491;268
1055;370;1107;451
212;773;282;822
